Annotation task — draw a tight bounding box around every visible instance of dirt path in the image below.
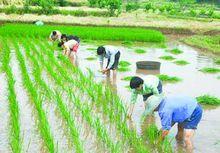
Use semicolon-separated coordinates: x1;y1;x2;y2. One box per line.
0;10;219;34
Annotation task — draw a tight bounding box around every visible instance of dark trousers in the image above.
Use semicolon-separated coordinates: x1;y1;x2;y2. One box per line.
106;51;121;70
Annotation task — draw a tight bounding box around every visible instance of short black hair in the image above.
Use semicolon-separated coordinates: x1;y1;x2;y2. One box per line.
97;46;105;55
130;76;144;89
52;31;57;35
61;34;67;40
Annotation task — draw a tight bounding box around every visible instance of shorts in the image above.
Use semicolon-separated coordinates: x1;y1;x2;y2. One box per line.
71;43;79;53
106;51;121;70
143;80;163;101
179;104;203;129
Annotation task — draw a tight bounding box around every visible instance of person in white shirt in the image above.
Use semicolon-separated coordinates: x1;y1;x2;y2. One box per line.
49;30;62;42
63;39;79;59
97;45;121;76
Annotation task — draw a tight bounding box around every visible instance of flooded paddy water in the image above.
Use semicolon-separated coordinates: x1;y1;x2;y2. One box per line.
75;40;220;153
0;35;219;153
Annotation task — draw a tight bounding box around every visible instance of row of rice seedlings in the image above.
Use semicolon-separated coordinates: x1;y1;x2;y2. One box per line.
196;95;220;105
199;67;220;74
30;38;120;152
135;49;147;54
43;41;150;152
2;39;21;153
157;74;182;83
11;38;55;153
173;60;189;66
69;91;122;153
20;37;84;153
159;55;176;61
53;54;150;152
167;48;183;55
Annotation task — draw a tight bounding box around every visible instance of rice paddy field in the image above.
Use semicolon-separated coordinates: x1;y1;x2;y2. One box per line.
0;23;220;153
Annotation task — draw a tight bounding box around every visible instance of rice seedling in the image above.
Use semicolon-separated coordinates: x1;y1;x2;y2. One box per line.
157;74;182;83
118;67;130;72
85;57;97;61
159;55;176;61
199;67;220;74
167;48;183;55
174;60;189;65
135;49;147;54
196;95;220;105
119;61;131;67
121;76;133;81
2;39;21;153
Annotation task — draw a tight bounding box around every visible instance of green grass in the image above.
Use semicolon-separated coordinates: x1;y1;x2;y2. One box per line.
119;61;131;67
85;57;97;61
157;74;182;83
159;55;176;61
197;95;220;105
135;49;147;54
0;24;165;43
174;60;189;65
121;76;133;81
200;67;220;74
167;48;183;55
184;35;220;54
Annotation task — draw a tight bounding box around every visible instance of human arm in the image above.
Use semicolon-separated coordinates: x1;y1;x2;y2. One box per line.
159;112;172;139
98;55;104;71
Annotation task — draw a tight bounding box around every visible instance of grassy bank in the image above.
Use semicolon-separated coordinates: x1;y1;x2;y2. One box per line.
0;23;165;42
183;35;220;54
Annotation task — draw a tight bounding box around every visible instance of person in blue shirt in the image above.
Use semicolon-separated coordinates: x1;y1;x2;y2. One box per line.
143;95;203;151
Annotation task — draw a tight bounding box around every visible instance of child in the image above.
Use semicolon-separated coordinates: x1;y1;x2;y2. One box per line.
63;39;79;58
97;45;121;76
49;30;62;42
128;75;163;118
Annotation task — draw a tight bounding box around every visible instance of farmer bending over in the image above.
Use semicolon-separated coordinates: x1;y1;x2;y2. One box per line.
49;30;62;42
63;39;79;59
97;46;121;77
143;95;203;151
128;75;163;118
58;34;80;47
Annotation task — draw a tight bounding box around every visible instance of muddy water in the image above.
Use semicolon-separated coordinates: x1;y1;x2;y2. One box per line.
0;73;10;152
76;41;220;153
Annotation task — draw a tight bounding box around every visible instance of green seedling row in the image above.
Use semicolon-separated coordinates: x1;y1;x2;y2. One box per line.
11;38;55;153
42;41;151;152
27;38;120;152
157;74;182;83
174;60;189;65
2;39;22;153
20;36;84;153
197;95;220;105
159;55;176;61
